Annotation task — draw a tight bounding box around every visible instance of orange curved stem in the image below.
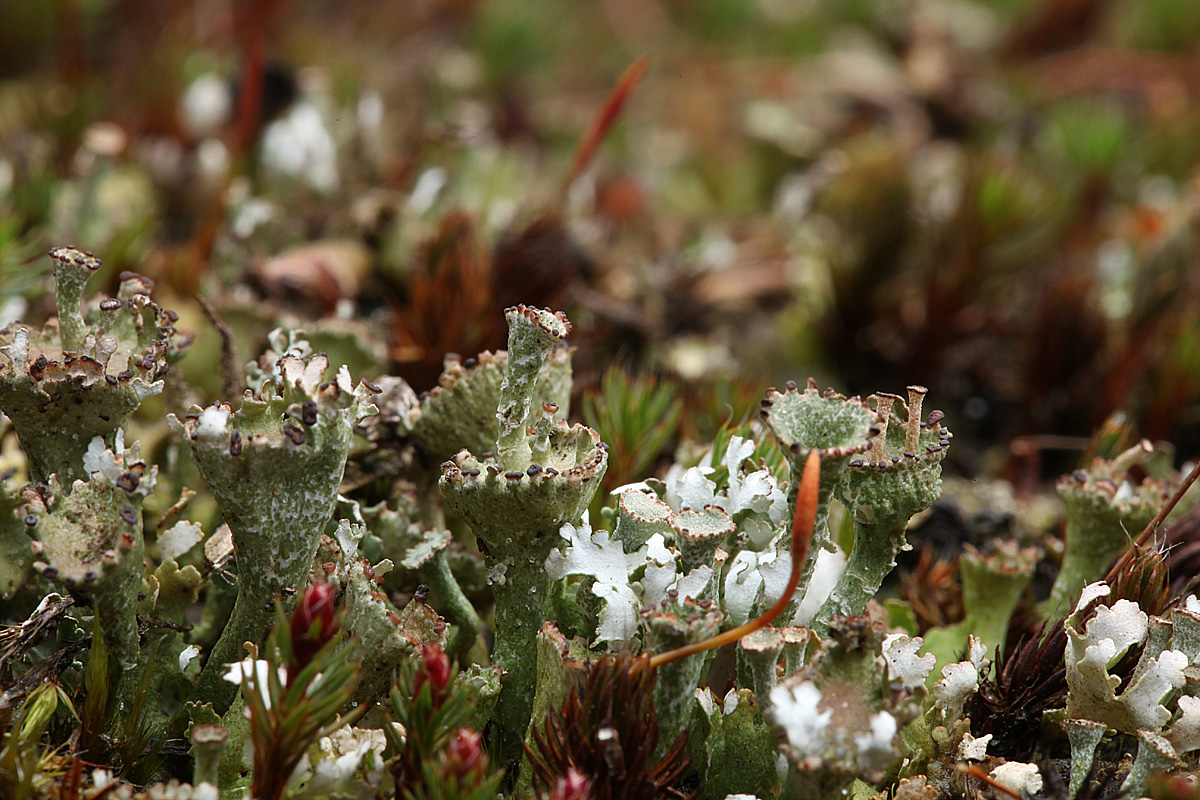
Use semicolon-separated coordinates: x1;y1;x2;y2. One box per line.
962;765;1022;800
651;449;821;669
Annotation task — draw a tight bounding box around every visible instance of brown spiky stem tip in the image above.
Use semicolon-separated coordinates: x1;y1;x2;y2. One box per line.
527;651;692;799
503;305;572;338
905;386;927;454
651;449;819;669
1136;457;1200;549
871;393;900;462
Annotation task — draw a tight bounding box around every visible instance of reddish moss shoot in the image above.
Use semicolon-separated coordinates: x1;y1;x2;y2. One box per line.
558;55;650;203
413;642;453;710
287;580;336;684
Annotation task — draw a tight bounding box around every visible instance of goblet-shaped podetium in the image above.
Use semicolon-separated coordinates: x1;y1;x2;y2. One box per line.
642;594;722;756
672;505;735;599
1046;440;1168;617
410;346;573;468
25;439;156;671
809;387;950;633
612;489;673;552
389;344;572;535
172;344;378;713
760;379;876;589
439;306;607;761
0;248;189;486
959;541;1039;658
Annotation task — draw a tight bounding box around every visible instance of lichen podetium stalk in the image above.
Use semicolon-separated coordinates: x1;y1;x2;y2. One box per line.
440;306;607;762
26;454;152;672
814;514;903;625
810;389;949;633
488;532;558;743
172;347;377;714
1045;440;1166;617
760;381;874;597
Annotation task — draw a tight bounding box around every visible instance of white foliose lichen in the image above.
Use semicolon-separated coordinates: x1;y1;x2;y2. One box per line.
1168;695;1200;755
958;732;992;761
548;523;710;643
989;762;1043;796
222;658;289;711
882;633;936;691
287;726;388;800
932;635;987;720
770;681;831;757
1065;581;1188;733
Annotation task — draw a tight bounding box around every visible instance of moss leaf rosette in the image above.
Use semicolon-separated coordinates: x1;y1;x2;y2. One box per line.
172;348;378;713
0;248;190;486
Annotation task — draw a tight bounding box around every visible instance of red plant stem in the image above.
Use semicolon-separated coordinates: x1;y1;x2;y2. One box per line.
187;0;287;289
650;449;820;669
1103;457;1200;585
557;55;650;203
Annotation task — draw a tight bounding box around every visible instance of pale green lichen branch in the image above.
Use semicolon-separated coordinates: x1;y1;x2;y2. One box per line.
495;305;571;471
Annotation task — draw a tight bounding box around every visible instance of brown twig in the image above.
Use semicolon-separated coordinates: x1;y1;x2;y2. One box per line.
156;487;197;532
961;765;1023;800
1136;457;1200;548
196;294;243;399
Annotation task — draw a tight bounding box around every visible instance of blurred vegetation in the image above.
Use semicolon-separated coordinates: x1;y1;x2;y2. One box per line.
4;2;1200;797
0;0;1198;477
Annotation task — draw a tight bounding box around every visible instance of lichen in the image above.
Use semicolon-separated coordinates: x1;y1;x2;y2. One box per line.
0;248;190;486
172;334;377;712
